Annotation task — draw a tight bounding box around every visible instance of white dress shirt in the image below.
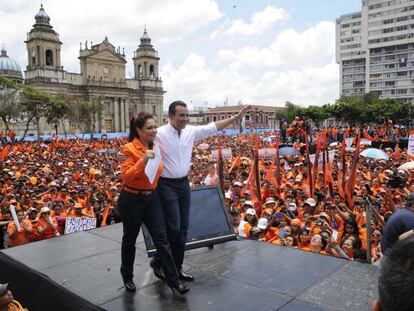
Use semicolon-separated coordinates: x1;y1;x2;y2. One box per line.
155;122;217;178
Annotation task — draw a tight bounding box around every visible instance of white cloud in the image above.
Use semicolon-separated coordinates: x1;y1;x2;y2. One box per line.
218;21;335;70
0;0;222;73
161;54;338;109
224;6;289;36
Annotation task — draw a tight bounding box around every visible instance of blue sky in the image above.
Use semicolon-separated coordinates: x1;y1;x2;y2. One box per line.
0;0;363;109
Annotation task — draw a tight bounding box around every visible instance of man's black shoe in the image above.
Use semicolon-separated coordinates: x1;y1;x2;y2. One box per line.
178;270;194;282
150;260;166;281
124;280;136;292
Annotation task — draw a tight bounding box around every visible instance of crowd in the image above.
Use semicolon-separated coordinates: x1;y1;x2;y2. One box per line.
0;138;123;248
0;123;413;265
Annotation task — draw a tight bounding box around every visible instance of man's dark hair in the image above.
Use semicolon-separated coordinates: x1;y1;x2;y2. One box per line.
168;101;187;117
378;235;414;311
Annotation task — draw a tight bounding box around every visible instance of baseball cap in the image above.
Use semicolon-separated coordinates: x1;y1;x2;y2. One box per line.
0;283;9;296
304;198;316;207
264;197;275;205
244;200;254;207
245;208;256;216
257;218;268;230
233;181;243;187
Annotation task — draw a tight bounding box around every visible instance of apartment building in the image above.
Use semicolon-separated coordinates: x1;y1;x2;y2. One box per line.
336;0;414;103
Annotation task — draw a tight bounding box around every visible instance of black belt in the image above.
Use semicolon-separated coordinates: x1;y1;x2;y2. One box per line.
160;176;188;181
123;186;153;196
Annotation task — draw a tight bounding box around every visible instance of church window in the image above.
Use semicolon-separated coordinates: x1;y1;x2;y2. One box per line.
149;64;155;78
45;49;53;66
138;65;143;77
152;105;157;115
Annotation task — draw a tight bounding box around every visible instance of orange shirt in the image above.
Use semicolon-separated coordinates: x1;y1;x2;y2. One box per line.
7;219;32;247
121;138;164;190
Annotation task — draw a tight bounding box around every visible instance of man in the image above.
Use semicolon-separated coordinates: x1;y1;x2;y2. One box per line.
381;192;414;253
151;100;250;282
0;283;27;310
372;235;414;311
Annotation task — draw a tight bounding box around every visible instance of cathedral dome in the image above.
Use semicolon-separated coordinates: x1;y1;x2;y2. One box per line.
0;47;23;82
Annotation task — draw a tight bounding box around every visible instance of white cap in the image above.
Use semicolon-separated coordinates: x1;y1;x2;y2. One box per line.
244;200;254;207
304;198;316;207
225;193;232;200
257;218;268;230
245;208;256;216
265;197;275;205
233;181;243;187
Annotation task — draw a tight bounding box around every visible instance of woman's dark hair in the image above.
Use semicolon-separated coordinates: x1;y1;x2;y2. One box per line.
344;218;360;236
168;100;187;117
128;112;154;142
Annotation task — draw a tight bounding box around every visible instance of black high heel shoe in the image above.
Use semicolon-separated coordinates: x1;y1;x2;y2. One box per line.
167;282;189;295
150;260;166;281
124;280;136;292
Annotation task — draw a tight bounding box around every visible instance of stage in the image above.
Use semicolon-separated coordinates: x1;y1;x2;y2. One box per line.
0;223;378;311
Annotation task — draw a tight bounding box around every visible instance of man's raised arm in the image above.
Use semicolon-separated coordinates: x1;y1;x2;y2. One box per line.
214;105;251;130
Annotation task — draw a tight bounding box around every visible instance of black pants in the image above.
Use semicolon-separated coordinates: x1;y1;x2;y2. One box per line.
117;190;179;284
154;177;191;270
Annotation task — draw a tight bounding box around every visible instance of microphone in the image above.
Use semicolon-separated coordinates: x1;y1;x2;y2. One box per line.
148;141;154;150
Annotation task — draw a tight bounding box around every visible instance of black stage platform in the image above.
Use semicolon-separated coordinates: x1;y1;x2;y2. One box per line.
0;224;378;311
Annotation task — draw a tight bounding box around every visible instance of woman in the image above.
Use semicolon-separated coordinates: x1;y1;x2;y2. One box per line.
36;206;59;241
117;112;188;295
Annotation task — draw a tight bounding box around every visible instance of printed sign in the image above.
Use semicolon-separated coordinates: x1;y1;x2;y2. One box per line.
408;130;414;158
258;148;276;160
64;217;97;234
309;150;336;164
211;148;233;160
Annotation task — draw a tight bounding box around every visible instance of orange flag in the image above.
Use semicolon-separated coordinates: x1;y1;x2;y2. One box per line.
344;131;361;208
228;155;241;174
393;144;401;160
0;145;11;159
101;205;111;227
363;129;374;142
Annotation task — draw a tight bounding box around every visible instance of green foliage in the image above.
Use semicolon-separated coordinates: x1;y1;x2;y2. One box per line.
274;92;412;126
0;77;21;132
71;96;103;136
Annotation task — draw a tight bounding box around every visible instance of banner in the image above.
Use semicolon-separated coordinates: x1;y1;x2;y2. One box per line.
309;150;336;164
211;148;232;160
408;130;414;158
64;217;97;234
258;148;276;160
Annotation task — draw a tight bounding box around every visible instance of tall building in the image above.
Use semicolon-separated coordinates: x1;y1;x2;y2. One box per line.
1;4;164;135
336;0;414;103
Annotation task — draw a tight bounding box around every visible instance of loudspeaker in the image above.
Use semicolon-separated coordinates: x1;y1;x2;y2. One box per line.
142;185;237;257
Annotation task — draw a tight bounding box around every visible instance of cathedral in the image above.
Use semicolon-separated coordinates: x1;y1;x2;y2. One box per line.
0;4;164;135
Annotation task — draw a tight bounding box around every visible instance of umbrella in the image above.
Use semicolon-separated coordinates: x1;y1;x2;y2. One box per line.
398;161;414;171
278;147;300;157
360;148;389;160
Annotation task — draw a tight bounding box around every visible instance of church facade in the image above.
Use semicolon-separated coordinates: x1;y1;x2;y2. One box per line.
5;5;164;135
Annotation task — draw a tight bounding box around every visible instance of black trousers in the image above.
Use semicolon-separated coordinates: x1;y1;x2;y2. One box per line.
117;190;179;284
154;177;191;270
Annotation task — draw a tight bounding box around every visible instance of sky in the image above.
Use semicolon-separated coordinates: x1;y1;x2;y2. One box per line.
0;0;362;110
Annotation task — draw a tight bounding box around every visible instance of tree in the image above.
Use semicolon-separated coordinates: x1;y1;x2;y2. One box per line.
71;96;103;138
19;86;52;140
302;105;330;128
0;77;21;133
45;93;72;136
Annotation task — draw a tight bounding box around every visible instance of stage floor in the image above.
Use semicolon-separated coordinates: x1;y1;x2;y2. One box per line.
3;224;378;311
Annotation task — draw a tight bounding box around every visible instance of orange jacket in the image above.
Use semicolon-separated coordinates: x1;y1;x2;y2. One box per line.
121;138;163;190
7;219;32;247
